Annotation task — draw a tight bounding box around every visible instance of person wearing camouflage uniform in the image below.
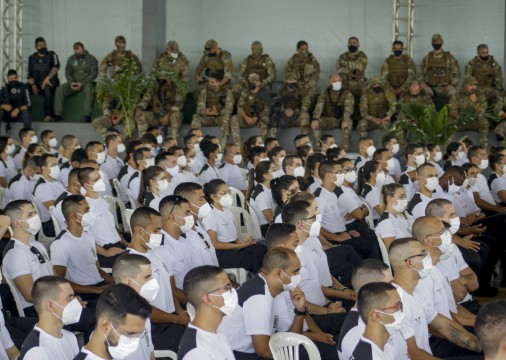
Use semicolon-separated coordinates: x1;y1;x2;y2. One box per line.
398;80;434;108
230;73;273;145
284;40;320;101
380;40;416;98
494;92;506;145
194;39;233;101
336;37;368;97
311;73;354;151
357;77;397;138
54;42;98;122
234;41;276;97
191;71;234;148
419;34;460;101
270;72;310;137
449;77;489;149
134;41;189;139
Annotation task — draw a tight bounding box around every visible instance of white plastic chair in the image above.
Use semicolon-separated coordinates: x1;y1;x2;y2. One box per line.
228;186;246;209
247;206;263;240
154;350;177;359
0;187;5;208
186;302;196;321
48;206;61;235
359;196;375;230
127;192;139;210
269;332;321;360
112;178;128;231
374;231;392;273
30;196;54;251
124;209;134;234
224;268;249;284
103;195;120;230
5;276;25;317
230;206;255;240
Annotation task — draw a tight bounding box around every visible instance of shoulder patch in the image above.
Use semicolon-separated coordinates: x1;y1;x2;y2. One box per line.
407;193;423;215
177;326;198;360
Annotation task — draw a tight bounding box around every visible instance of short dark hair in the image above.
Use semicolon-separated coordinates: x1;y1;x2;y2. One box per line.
296;40;308;49
19;127;34;140
183;265;225;309
357;282;397;324
265;223;297;250
351;259;390;292
112;254;152;284
32;276;69;313
77;167;96;186
281;200;310;225
425;198;452;217
174;182;203;200
317;160;338;179
35;37;46;46
159;194;189;217
393;40;404;47
96;284;151;324
476;299;506;357
73;42;84;50
105;134;120;147
40;153;57;167
468;145;484;160
262;248;296;274
40;129;53;141
4;200;31;223
130;207;160;232
62;194;86;221
71;148;88;163
7;69;17;77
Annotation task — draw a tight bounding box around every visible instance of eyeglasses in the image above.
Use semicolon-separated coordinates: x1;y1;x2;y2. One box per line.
330;171;343;175
379;302;403;312
169;195;185;216
404;250;428;262
427;228;449;239
208;283;233;294
304;215;317;222
30;246;46;264
111;322;146;339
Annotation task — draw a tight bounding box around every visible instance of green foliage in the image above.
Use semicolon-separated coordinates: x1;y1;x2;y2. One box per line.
96;58;187;137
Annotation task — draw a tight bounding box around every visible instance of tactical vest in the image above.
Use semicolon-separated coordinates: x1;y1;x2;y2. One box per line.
3;82;26;107
401;93;428;105
30;53;53;83
472;57;496;87
386;55;410;88
205;88;226;113
205;53;227;79
246;55;268;80
342;52;365;83
427;52;451;86
109;50;134;67
280;88;302;110
323;87;345;119
366;91;389;117
291;54;312;80
244;91;266;117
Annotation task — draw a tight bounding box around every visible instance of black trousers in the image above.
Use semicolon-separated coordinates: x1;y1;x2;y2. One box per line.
0;109;31;132
429;336;484;359
151;322;187;352
41;219;55;237
311;313;347;342
216;244;267;273
324;244;361;289
460;298;481;315
97;241;125;268
38;84;56;116
1;309;37;349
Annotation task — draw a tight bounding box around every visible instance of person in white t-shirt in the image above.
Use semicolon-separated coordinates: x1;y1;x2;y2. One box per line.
426;143;444;178
179;265;236;360
100;134;125;181
247;160;275;236
268;146;286;179
74;284;151;360
219;144;248;191
352;282;404;360
382;135;402;180
358;160;385;221
305;153;326;194
406;162;440;220
19;276;80;360
137;166;170;210
487;153;506;205
398;143;425;201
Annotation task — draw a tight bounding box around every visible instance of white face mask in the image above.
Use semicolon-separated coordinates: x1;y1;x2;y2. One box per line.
478;159;488;170
392;199;408;213
170;52;178;59
391;143;400;155
386;158;395;171
334;173;345;187
48;138;58;148
293;166;305;178
193;143;202;153
233;154;243;165
167;165;180;177
158;179;170;193
52;298;83;325
210;288;239;316
366;145;376;157
49;165;61;180
332;81;342;91
92;178;107;193
409;253;433;279
447;217;460;234
278;156;285;169
315;213;323;223
457;151;466;160
30;135;38;144
434;151;443;162
216;153;223;163
279;269;301;291
378;310;405;335
375;171;386;184
175;214;195;233
191;201;213;219
106;325;141;359
6;144;15;155
24;214;42;235
96;151;106;165
141;228;163;249
345;170;357;184
307;220;321;237
188;157;197;167
468;177;478;188
414;154;425;166
448;180;461;193
79;186;87;196
117;143;126;153
144;158;155;168
156;135;163;144
133;278;160;302
258;157;269;163
31;174;42;182
425;177;439;191
176;155;187;167
460;178;469;190
77;211;96;228
219;193;233;208
438;230;453;260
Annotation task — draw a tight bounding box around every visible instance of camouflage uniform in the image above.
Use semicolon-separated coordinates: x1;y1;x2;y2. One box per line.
136;41;189;139
270;77;310;137
357;78;397;137
449;78;489;148
419;50;460;99
234;41;276;97
312;87;354;150
230;74;273;145
465;55;503;116
494;92;506;145
191;84;234;148
194;39;233;100
398;90;434;107
284;52;320;99
92;113;144;141
380;54;416;96
336;50;368;97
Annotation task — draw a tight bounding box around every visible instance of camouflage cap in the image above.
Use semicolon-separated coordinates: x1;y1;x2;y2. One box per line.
432;34;443;42
368;77;382;86
285;72;298;81
166;41;179;52
115;35;126;43
464;76;478;86
205;39;218;50
248;73;260;81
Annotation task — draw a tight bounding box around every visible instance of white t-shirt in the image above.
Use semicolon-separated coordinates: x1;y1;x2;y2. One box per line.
415;267;452;320
436;244;473;304
249;184;274;226
0;312;15;360
198;163;221;185
185;224;219;267
33;177;66;222
127;171;142;203
100;154;124;180
301;236;332;287
219;163;248;191
118;164;135;204
2;238;53;309
74;347;107;360
2;173;35;208
0;157;16;182
20;326;78;360
472;173;495;205
450;188;480;217
13;146;27;170
407;192;434;220
308;177;322;194
297;246;326;306
398;167;416;201
376;211;412;240
203;207;237;243
170;171;199;193
85;196;120;247
179;323;235;360
352;336;387;360
335;185;364;225
50;230;103;286
313;187;346;233
360;183;381;220
489;172;506;204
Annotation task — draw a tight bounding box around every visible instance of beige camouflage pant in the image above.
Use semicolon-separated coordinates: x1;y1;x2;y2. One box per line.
230;114;273;145
191;114;230;148
357;118;391;138
272;111;310;138
139;110;183;139
312;117;352;151
92;115;131;141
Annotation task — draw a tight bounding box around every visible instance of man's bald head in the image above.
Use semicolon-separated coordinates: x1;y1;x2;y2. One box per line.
412;216;443;243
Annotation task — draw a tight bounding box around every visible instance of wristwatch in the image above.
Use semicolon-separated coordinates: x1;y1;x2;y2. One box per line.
294;306;308;316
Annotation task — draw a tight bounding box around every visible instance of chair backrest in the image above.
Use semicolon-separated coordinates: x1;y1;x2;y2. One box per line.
103;195;120;229
127;193;138;210
247;206;263;240
112;178;122;198
230;206;254;240
374;230;392;274
228;186;246;209
359;196;375;230
153;350;177;359
5;276;25;317
48;206;61;235
0;187;5;209
269;332;321;360
124;209;134;234
186;302;196;321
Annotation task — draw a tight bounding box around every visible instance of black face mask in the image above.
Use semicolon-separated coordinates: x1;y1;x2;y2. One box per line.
208;52;216;57
372;87;382;93
287;83;298;91
348;45;358;53
8;80;19;88
480;56;489;62
393;50;403;57
248;82;257;90
432;43;442;50
38;47;48;55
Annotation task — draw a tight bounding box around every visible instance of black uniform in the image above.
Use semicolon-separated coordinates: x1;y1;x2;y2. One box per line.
27;50;60;116
0;80;31;130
